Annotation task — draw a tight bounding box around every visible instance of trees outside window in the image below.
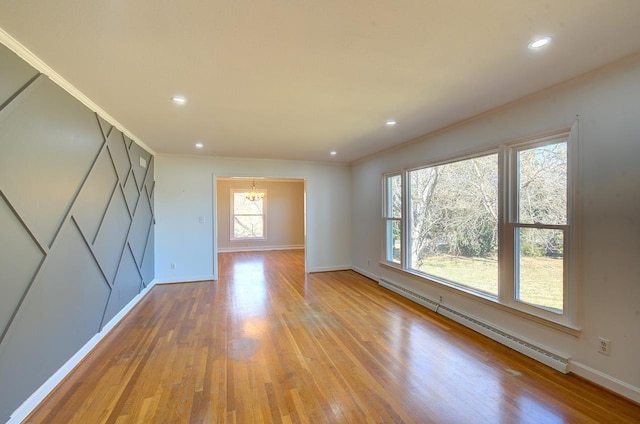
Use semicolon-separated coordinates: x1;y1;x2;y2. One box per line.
512;141;568;312
408;153;499;295
232;189;266;239
382;131;575;326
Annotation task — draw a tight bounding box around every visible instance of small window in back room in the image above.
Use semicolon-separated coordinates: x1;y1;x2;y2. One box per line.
231;184;266;240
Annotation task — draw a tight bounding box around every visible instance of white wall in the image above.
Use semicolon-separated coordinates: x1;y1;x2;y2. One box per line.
351;54;640;400
217;179;304;251
155;155;351;282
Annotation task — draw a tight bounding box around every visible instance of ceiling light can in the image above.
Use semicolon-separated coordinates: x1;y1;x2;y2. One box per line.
528;37;551;50
171;96;187;104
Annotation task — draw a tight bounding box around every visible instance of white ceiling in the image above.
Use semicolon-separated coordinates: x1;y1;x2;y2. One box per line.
1;1;640;163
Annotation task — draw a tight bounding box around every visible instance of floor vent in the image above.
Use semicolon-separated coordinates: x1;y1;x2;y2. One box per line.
379;278;570;373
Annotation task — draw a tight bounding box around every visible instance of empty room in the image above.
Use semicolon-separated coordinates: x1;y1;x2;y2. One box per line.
1;1;639;423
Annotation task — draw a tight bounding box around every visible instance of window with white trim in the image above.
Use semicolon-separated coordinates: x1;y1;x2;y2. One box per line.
231;189;266;240
382;130;576;327
509;140;568;313
407;152;499;295
383;173;402;264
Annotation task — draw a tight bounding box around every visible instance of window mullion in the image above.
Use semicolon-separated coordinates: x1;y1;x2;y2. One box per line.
498;146;512;303
401;171;409;269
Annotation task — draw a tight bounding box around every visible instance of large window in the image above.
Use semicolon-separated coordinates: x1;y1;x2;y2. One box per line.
408;153;499;295
382;130;576;327
231;189;266;240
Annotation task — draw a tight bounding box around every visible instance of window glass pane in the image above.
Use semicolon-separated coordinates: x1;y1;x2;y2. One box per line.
234;215;264;238
234;192;264;214
389;174;402;218
409;154;498;295
386;220;401;263
518;141;567;225
516;227;563;312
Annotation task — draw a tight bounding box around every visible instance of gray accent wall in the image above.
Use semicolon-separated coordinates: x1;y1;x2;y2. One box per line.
0;44;155;421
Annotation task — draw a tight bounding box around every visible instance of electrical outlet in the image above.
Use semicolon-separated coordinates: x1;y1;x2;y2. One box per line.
439;295;444;303
170;263;176;270
598;337;611;356
367;259;371;266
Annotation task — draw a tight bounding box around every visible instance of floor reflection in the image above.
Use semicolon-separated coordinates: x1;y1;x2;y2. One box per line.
213;251;630;423
230;256;267;316
516;395;564;424
232;258;265;281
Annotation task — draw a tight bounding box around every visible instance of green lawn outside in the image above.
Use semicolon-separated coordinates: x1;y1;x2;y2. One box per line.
419;255;563;311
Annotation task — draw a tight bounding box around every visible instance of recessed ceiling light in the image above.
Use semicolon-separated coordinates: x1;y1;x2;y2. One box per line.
195;142;204;149
528;37;551;50
171;96;187;104
330;150;337;156
386;120;397;126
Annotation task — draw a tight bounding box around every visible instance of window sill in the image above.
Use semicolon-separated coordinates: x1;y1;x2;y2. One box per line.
230;237;267;242
379;261;581;337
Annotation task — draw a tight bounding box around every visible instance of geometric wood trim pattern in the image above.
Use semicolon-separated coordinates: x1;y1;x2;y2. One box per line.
0;43;155;422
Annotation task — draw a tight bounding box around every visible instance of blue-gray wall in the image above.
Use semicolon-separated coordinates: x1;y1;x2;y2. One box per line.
0;44;155;421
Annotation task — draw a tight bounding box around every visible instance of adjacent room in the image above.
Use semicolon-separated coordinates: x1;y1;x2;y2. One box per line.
1;1;639;423
216;177;305;255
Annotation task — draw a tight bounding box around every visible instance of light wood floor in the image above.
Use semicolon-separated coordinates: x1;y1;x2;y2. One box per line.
25;250;640;423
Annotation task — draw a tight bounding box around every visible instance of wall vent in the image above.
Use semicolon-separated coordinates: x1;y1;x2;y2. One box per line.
379;278;570;373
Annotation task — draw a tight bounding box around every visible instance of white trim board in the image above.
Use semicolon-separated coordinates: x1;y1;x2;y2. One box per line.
307;265;352;273
0;28;155;155
569;361;640;404
218;245;304;253
155;274;216;284
351;266;379;282
8;279;158;424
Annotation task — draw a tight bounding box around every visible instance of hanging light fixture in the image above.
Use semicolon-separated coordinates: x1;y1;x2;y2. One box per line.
245;179;264;201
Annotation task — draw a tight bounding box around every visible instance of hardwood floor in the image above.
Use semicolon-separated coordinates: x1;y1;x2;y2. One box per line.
25;250;640;423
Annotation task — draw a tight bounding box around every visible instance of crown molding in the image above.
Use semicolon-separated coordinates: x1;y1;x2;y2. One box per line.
0;27;155;155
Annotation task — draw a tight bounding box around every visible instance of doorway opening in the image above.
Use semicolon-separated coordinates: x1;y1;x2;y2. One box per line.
212;177;306;278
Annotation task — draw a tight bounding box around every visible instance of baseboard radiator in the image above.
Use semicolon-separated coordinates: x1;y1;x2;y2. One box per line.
379;278;570;373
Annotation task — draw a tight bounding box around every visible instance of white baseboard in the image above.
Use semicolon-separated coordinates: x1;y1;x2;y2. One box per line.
307;265;352;273
378;278;570;373
218;245;304;253
8;279;158;424
351;266;380;282
155;274;216;284
569;361;640;403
